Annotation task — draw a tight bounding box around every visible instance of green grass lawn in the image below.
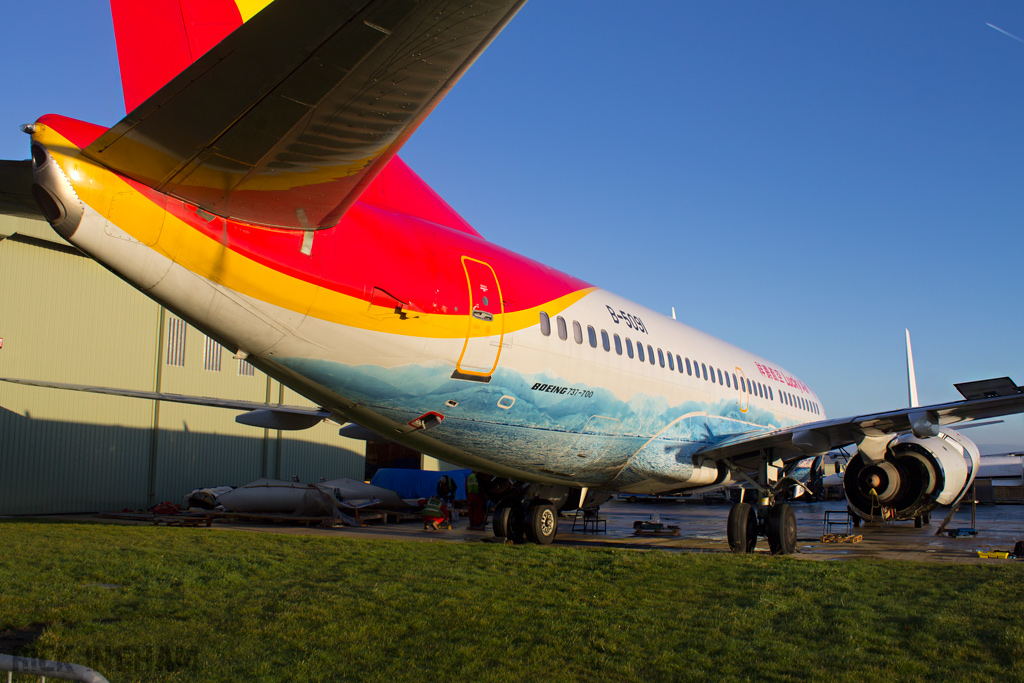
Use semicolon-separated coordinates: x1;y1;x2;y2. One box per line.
1;520;1022;683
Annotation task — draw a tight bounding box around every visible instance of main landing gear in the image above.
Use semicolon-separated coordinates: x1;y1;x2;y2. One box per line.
488;484;611;545
492;499;558;544
727;500;797;555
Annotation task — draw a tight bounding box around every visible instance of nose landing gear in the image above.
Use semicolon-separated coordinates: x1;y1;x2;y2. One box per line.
727;500;797;555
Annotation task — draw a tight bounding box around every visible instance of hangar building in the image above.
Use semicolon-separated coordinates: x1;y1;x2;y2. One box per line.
0;212;447;515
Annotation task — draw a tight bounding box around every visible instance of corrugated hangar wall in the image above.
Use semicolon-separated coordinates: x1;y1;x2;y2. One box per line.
0;214;369;515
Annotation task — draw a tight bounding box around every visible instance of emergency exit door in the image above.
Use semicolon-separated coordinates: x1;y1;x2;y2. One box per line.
453;256;504;382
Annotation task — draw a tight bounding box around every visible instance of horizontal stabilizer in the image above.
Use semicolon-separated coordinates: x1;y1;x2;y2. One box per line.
338;423;388;441
0;160;43;220
0;376;333;420
235;408;327;430
85;0;526;229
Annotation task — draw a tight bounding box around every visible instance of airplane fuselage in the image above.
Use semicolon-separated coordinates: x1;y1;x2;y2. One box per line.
33;113;824;494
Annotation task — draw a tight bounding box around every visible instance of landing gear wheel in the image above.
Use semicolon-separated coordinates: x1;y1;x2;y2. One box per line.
727;502;758;553
766;503;797;555
525;502;558;545
492;500;525;543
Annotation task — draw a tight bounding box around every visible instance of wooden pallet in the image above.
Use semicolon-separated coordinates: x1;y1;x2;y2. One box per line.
820;533;863;544
98;512;214;527
633;526;680;536
153;515;213;527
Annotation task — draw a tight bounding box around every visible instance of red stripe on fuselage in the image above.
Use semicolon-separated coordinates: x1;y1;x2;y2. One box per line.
42;114;592;318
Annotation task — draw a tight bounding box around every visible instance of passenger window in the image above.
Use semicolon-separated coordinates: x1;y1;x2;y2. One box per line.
573;321;583;344
701;363;708;381
601;330;610;352
668;353;674;371
717;369;723;385
626;338;634;358
724;372;730;388
587;325;597;348
709;365;716;383
539;311;551;336
647;345;655;365
677;355;684;373
768;387;773;400
658;349;665;368
686;358;692;376
614;334;622;355
638;344;645;362
732;373;738;389
557;316;567;341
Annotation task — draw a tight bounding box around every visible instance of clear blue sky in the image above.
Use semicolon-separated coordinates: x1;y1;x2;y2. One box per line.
1;1;1022;451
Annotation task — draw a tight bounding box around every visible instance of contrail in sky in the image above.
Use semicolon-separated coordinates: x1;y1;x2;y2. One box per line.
987;22;1024;44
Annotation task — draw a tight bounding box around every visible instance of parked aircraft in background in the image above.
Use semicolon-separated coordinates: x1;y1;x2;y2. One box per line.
4;0;1024;553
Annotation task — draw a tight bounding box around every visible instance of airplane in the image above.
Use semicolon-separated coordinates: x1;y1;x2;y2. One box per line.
4;0;1024;554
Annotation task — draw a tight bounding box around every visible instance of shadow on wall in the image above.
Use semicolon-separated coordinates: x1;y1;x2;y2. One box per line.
0;406;364;515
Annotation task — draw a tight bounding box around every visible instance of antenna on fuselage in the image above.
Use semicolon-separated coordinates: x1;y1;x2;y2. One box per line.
671;307;676;320
906;329;920;408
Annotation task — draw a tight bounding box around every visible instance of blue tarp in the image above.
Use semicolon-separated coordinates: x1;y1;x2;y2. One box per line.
370;468;472;501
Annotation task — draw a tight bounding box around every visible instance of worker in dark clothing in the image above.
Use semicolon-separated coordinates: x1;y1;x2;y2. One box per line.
466;471;487;530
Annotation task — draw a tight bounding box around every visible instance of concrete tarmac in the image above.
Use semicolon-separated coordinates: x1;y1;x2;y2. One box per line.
199;497;1024;564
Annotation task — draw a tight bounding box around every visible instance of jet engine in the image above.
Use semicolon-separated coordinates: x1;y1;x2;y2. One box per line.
843;428;979;522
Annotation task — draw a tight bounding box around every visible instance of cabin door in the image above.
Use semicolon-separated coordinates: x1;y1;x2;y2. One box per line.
453;256;504;382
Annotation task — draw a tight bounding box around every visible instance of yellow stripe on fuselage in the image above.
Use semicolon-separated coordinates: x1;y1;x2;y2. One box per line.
235;0;275;22
37;123;594;340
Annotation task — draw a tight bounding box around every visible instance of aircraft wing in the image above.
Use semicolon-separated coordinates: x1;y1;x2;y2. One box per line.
0;377;333;430
0;160;44;220
696;377;1024;468
83;0;527;229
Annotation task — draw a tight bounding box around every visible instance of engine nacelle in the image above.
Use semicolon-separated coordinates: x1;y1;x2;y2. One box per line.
843;428;980;522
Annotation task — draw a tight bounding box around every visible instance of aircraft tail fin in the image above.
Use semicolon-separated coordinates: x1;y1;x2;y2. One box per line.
110;0;270;113
906;329;920;408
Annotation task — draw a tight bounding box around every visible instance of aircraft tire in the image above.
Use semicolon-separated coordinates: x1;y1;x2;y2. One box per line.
727;502;757;553
492;501;511;538
493;500;526;543
525;501;558;545
767;503;797;555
